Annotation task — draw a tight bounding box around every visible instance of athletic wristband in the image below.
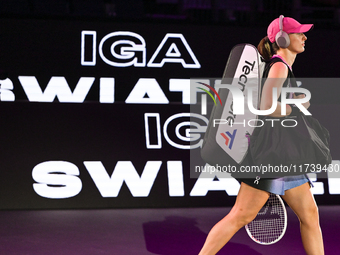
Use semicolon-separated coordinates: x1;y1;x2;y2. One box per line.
289;104;300;116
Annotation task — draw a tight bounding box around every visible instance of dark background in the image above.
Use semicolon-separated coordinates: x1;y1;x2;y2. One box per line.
0;0;340;210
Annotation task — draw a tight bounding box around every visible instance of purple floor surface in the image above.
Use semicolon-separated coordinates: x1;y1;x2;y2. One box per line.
0;206;339;255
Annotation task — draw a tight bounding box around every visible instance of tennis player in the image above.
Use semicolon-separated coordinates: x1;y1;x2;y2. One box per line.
198;16;324;255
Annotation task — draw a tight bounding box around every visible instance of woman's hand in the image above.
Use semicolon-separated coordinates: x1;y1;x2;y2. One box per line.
293;93;310;109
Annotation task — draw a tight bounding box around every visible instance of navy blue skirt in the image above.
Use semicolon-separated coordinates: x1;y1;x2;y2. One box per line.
236;175;313;195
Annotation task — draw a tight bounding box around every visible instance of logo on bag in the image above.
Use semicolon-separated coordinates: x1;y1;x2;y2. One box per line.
220;129;237;149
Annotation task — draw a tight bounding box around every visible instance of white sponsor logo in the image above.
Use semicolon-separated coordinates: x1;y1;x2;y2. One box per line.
0;78;15;101
31;160;340;199
81;31;200;68
2;77;204;104
144;113;208;150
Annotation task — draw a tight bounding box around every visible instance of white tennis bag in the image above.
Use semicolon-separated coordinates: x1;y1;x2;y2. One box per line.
201;44;265;170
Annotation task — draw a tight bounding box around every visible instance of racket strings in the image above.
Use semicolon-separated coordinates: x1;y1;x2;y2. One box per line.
246;194;286;244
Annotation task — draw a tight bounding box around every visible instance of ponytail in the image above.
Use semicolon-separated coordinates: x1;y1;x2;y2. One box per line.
257;36;279;61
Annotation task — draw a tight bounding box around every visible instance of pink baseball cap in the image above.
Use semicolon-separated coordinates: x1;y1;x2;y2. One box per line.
267;16;314;43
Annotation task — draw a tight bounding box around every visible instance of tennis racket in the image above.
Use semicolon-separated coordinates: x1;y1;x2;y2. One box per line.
245;193;287;245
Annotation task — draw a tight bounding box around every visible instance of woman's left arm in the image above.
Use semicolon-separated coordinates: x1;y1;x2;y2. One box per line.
293;93;310;110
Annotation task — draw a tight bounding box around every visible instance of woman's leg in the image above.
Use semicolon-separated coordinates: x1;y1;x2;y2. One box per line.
198;182;270;255
281;182;324;255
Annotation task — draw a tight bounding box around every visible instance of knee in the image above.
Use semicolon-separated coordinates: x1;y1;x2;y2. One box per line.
229;208;258;227
298;204;320;226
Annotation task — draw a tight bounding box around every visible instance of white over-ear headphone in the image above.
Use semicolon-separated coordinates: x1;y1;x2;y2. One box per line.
275;15;290;48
